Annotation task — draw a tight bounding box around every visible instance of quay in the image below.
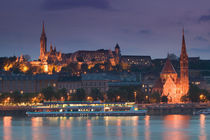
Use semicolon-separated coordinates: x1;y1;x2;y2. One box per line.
1;103;210;116
142;103;210;115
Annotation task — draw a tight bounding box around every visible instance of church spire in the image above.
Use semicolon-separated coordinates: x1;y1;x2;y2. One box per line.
180;28;189;95
181;28;188;58
42;21;46;35
40;21;47;60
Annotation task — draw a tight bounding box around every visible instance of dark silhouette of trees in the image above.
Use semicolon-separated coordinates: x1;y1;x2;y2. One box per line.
42;86;55;101
149;92;161;103
90;88;104;101
161;95;168;103
188;85;201;102
71;88;86;101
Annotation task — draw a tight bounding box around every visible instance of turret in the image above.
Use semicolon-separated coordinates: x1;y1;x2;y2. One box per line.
115;43;121;56
50;43;53;52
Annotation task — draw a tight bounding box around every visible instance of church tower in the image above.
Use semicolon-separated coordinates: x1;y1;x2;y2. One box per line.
180;29;189;95
115;43;121;64
40;21;47;61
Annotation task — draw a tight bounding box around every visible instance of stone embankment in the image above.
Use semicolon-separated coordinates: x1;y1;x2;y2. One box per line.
0;106;32;116
140;103;210;115
1;103;210;116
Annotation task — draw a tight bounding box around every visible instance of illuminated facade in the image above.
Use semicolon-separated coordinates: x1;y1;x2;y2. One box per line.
153;30;189;103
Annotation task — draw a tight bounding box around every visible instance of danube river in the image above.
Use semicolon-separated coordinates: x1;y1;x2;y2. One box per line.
0;115;210;140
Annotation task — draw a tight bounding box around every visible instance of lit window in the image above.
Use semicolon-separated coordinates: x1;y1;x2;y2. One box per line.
53;83;56;87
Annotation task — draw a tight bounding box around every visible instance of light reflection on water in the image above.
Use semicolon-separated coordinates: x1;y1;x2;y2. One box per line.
0;115;210;140
3;116;12;140
163;115;191;140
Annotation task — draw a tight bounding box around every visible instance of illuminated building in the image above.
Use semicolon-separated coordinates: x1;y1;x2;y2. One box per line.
0;74;58;93
152;30;189;103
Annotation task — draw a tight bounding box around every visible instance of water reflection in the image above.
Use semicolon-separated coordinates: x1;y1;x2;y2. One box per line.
86;119;92;140
3;116;12;140
144;115;150;140
59;117;72;140
199;114;206;140
31;117;45;140
163;115;191;140
1;115;209;140
132;116;138;140
116;118;122;140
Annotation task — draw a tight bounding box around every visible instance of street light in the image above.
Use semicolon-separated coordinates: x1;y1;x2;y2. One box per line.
134;92;137;103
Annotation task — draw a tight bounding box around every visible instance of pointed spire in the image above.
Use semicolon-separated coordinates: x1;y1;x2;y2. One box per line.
42;21;46;35
50;42;53;52
181;28;188;57
115;43;120;49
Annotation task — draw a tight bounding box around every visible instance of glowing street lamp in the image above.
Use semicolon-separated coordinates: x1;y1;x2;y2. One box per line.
199;94;206;102
134;92;137;103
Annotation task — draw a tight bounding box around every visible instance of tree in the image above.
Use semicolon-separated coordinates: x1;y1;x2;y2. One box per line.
181;95;189;102
188;85;201;102
150;92;161;103
71;88;86;101
60;63;78;75
56;88;68;101
42;86;55;101
107;88;118;102
136;90;146;103
161;96;168;103
90;88;104;101
12;91;23;103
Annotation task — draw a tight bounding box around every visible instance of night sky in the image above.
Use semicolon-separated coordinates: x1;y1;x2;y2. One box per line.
1;0;210;60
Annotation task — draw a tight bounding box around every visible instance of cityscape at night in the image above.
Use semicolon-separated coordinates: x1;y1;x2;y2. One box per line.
1;0;210;140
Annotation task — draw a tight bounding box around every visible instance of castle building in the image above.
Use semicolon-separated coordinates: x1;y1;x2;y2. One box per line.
39;22;62;64
152;30;189;103
13;22;154;74
69;44;121;66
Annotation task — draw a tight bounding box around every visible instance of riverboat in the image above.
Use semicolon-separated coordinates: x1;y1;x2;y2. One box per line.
26;101;147;117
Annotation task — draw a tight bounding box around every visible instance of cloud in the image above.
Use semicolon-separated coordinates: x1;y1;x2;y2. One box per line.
43;0;110;10
199;15;210;22
138;29;151;35
190;47;210;53
194;36;208;42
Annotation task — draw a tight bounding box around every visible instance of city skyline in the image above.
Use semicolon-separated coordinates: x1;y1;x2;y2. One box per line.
1;0;210;59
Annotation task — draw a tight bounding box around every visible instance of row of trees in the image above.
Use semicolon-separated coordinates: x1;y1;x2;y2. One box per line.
0;86;146;104
1;84;210;104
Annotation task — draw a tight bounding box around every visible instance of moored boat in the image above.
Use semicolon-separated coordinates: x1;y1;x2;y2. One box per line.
26;101;147;117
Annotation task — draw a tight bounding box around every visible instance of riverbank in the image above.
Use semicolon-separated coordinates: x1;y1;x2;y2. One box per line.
1;103;210;116
143;103;210;115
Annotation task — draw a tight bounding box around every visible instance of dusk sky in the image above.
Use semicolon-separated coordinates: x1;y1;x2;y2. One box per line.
1;0;210;60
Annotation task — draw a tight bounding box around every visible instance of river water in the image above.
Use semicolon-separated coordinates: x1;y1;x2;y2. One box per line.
0;115;210;140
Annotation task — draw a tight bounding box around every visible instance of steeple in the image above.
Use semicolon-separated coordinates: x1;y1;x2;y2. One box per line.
181;28;188;58
40;21;47;60
180;28;189;95
42;21;46;36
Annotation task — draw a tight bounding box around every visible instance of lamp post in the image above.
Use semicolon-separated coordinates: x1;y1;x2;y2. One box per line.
134;92;137;103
